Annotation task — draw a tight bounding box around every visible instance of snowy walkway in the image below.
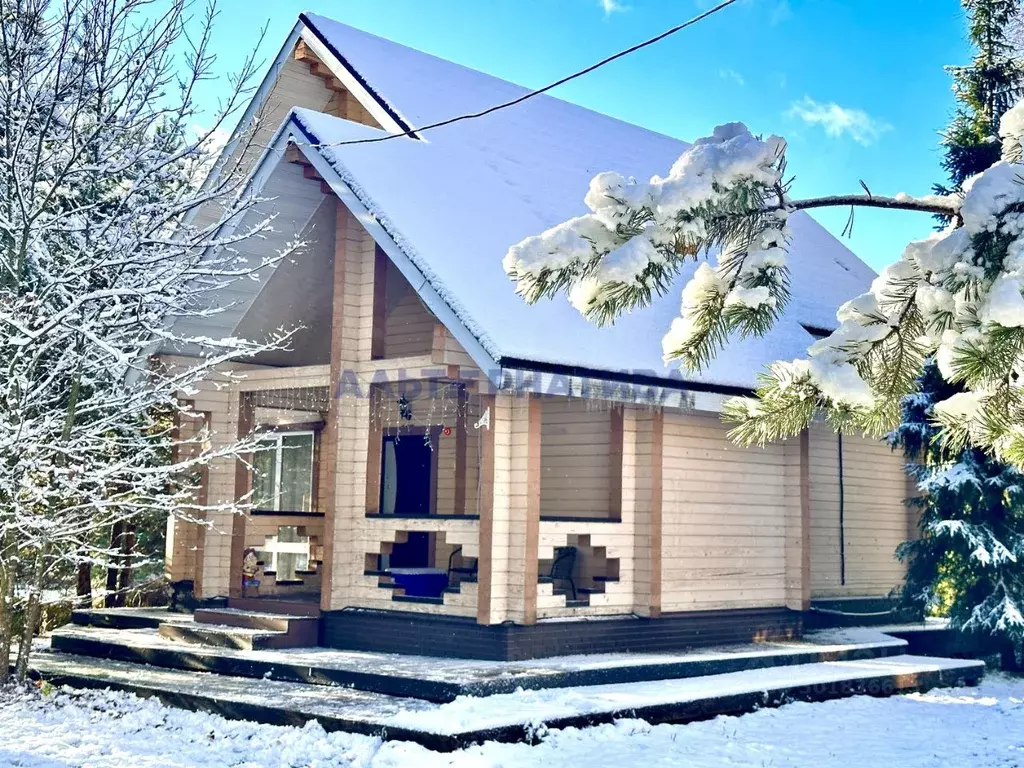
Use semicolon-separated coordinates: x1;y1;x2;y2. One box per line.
2;675;1023;767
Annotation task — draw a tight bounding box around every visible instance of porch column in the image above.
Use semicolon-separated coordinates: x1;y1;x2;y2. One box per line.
322;200;377;612
783;428;812;611
478;392;541;624
632;409;663;617
475;394;496;624
229;392;255;598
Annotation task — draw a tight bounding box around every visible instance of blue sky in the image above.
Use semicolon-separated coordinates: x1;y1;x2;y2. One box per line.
207;0;970;272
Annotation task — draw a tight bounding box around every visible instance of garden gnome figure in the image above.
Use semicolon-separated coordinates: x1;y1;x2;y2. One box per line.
241;548;261;597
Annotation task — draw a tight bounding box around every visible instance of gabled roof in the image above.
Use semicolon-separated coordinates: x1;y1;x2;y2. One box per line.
229;14;879;392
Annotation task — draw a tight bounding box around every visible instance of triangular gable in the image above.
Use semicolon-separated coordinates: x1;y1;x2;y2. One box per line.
195;14;881;396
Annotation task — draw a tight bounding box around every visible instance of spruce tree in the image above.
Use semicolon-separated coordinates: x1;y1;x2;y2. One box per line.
937;0;1024;196
889;0;1024;656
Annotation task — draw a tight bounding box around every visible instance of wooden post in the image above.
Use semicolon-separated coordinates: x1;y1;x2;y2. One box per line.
370;246;388;360
799;428;812;611
475;395;496;625
609;405;624;519
522;395;542;625
192;411;210;599
229;392;255;599
319;199;349;611
649;410;663;618
454;385;469;514
365;385;383;514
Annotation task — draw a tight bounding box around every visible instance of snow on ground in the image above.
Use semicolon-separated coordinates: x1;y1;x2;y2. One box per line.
2;675;1024;768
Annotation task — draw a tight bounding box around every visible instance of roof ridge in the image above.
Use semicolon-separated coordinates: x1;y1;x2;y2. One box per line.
298;11;688;148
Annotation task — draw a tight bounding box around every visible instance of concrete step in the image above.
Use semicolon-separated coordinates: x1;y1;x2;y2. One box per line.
194;607;318;635
50;623;916;703
227;597;320;617
195;608;289;632
158;622;293;651
72;608;192;630
28;648;985;752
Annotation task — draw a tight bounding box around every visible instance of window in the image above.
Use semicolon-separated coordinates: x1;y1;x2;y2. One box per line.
252;431;315;512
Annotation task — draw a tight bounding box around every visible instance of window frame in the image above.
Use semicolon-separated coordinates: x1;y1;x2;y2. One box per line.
252;428;317;514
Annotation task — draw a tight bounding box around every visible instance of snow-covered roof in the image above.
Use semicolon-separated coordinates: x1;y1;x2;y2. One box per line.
262;14;879;392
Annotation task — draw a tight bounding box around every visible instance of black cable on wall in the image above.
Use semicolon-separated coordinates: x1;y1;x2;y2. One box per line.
838;431;846;586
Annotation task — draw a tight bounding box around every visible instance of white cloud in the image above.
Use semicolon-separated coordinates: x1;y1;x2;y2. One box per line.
600;0;627;15
788;97;892;146
719;68;745;87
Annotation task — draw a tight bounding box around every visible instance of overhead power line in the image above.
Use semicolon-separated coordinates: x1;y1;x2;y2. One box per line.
319;0;741;147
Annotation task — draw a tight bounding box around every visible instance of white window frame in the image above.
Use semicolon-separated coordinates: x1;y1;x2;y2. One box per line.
253;430;316;512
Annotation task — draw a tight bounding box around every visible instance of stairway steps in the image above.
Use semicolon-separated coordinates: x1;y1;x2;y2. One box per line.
49;623;920;704
226;597;321;617
29;648;985;752
195;608;290;632
158;622;292;651
164;608;320;649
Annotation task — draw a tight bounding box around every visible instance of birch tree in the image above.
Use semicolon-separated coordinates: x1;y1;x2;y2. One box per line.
0;0;297;682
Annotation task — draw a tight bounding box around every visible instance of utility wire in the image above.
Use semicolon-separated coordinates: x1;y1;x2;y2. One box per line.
318;0;741;147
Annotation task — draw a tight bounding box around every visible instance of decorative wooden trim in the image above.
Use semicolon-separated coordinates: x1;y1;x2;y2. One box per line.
229;393;255;599
799;428;812;611
476;394;496;625
454;386;468;514
365;385;383;514
370;245;388;360
523;395;542;625
649;409;664;618
609;405;624;520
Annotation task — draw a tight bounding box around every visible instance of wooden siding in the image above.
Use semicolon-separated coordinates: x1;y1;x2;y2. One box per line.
809;426;909;597
659;410;790;612
539;398;615;519
382;260;435;359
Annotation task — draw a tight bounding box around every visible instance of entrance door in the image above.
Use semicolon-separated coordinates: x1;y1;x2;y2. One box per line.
381;433;436;567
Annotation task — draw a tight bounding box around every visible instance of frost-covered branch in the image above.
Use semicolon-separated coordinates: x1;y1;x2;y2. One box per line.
790;192;961;217
0;0;301;682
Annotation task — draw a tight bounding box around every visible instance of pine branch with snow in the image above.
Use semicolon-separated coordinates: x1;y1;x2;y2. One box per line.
503;99;1024;467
